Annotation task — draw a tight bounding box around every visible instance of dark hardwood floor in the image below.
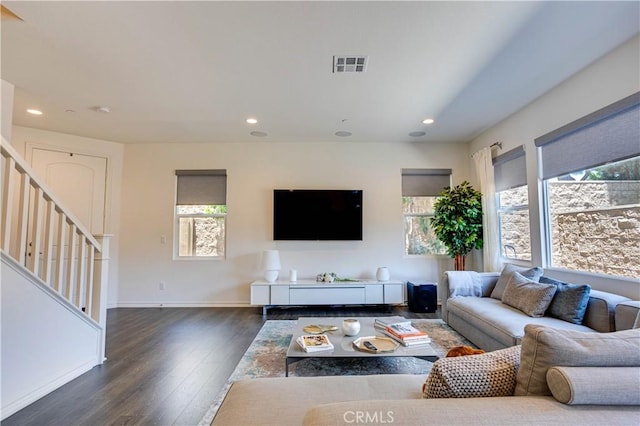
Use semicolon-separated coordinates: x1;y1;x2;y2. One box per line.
2;305;438;426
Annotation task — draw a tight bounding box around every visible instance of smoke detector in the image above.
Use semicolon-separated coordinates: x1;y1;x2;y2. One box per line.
333;55;368;73
92;106;111;114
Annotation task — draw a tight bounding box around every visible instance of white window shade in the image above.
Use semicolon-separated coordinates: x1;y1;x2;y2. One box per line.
176;170;227;205
401;169;452;196
493;146;526;192
535;92;640;180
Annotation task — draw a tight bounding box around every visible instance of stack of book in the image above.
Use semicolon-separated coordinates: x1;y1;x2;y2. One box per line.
374;318;431;346
296;334;334;352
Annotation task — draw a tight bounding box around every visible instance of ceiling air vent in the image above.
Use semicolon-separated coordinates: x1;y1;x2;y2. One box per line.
333;55;368;73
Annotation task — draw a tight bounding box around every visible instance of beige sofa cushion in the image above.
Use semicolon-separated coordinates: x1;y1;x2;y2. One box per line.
303;397;640;426
423;345;521;398
515;324;640;396
490;264;543;300
212;374;425;426
616;300;640;330
502;272;556;317
547;366;640;405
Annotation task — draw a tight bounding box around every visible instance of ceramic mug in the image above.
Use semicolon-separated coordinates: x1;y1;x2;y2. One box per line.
342;319;361;336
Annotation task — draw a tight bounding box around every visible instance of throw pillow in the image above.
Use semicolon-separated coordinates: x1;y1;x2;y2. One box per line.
539;276;591;324
423;345;521;399
446;345;485;357
490;264;543;300
501;272;557;317
547;366;640;405
515;324;640;396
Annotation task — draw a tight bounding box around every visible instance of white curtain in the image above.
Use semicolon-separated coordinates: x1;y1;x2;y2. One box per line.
472;147;501;272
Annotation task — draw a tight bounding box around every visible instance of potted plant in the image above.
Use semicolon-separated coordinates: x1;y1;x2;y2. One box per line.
430;181;483;270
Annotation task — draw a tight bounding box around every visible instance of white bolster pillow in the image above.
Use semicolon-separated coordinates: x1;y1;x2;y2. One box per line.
546;366;640;405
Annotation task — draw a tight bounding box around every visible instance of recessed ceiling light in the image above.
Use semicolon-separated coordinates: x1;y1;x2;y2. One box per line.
246;118;258;124
335;131;352;137
250;131;268;137
27;109;43;115
422;118;435;125
409;131;426;137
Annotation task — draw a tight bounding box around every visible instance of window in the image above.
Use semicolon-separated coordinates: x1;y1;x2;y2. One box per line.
535;92;640;278
175;170;227;259
401;169;451;255
493;146;531;261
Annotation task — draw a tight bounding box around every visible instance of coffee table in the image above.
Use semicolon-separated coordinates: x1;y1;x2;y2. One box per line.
285;316;439;376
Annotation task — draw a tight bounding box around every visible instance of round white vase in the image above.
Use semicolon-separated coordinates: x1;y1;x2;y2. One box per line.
376;267;390;282
342;319;361;336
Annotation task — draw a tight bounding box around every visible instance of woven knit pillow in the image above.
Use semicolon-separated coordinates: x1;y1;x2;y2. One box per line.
423;345;521;399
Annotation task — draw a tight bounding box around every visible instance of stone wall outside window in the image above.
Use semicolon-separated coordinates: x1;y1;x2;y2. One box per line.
501;181;639;278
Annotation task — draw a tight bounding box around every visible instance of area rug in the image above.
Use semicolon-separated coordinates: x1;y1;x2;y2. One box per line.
198;319;473;425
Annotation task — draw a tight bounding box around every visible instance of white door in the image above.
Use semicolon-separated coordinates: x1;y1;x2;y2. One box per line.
28;147;108;298
31;148;107;234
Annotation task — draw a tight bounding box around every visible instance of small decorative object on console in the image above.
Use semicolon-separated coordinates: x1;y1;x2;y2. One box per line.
376;266;390;282
317;272;337;282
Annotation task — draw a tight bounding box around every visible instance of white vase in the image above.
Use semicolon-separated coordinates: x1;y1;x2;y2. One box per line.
342;319;361;336
376;267;390;282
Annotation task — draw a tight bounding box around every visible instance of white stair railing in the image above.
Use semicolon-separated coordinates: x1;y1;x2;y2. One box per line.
1;138;109;359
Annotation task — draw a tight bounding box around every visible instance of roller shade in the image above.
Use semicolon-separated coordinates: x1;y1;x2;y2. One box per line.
493;146;526;192
401;169;452;196
176;169;227;205
535;92;640;180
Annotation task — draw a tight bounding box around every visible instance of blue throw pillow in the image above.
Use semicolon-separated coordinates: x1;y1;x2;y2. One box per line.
539;276;591;324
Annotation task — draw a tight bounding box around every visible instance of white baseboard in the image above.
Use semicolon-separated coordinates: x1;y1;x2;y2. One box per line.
1;359;97;420
112;301;254;308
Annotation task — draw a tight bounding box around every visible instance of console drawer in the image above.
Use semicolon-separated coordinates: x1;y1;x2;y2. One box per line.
289;286;366;305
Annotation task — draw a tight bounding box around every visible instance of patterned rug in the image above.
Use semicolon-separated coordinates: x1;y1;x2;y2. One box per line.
198;319;473;425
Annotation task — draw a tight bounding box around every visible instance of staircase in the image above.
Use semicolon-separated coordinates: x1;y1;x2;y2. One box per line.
1;138;110;419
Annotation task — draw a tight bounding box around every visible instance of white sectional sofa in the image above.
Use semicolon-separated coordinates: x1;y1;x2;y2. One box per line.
212;323;640;425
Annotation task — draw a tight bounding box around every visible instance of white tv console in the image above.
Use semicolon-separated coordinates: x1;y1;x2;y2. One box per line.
250;280;405;315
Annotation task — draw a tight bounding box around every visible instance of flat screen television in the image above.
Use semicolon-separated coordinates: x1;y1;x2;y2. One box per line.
273;189;363;240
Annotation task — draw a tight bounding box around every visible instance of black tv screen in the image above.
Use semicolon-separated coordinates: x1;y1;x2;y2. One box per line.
273;190;363;240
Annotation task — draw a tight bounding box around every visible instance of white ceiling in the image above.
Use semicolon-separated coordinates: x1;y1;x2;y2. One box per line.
2;1;639;144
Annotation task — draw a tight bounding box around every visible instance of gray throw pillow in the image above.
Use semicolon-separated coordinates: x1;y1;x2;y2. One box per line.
539;276;591;324
501;272;557;317
490;264;543;300
515;324;640;396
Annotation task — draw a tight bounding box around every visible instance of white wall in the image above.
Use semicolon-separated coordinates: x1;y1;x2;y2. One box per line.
469;35;640;299
1;80;14;141
1;255;102;419
118;141;471;306
10;126;125;306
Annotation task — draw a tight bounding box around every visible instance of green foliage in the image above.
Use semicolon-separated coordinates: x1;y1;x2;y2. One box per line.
585;157;640;181
430;181;483;258
204;205;227;214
